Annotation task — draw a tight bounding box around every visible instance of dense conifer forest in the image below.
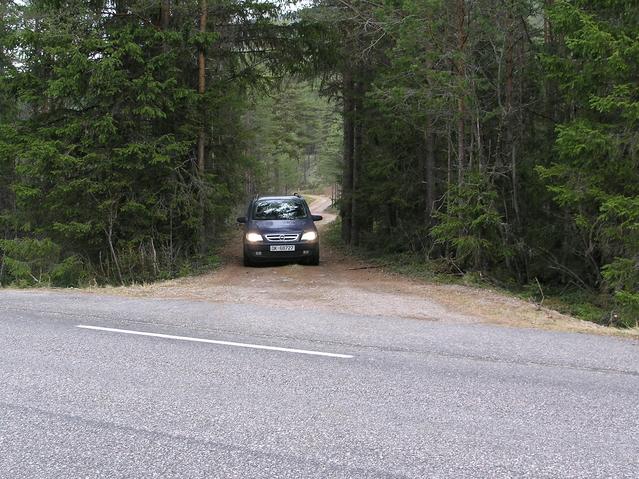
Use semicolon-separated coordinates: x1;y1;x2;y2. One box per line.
0;1;637;326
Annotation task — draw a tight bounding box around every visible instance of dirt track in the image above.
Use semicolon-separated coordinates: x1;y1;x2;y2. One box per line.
90;196;637;338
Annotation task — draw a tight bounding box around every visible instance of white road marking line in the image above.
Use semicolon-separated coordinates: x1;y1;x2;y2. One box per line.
76;325;354;359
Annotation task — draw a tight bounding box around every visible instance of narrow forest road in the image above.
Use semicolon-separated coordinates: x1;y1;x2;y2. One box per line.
92;195;635;338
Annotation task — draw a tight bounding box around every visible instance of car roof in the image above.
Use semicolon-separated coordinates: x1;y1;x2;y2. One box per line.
255;196;304;201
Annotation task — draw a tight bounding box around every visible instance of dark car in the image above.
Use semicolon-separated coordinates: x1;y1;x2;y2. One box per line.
237;195;322;266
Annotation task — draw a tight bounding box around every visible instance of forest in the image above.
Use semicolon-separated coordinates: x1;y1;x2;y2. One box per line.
0;0;637;326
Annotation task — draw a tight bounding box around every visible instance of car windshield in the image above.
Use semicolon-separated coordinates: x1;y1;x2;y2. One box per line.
253;199;307;220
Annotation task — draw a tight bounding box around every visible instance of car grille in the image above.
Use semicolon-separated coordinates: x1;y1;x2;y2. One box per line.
265;233;299;242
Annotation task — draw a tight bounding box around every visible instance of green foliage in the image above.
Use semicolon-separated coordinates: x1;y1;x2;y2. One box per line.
11;1;206;257
431;175;509;272
0;238;60;286
245;80;342;195
0;0;292;285
314;0;636;327
540;290;609;325
602;259;639;327
50;255;87;287
538;0;639;320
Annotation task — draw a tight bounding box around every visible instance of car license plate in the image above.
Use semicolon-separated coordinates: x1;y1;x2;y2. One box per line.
270;245;295;252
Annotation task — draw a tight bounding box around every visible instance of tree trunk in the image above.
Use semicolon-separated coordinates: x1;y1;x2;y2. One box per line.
425;126;436;222
455;0;467;183
105;219;123;285
544;0;554;46
161;0;170;28
274;158;280;193
341;69;355;244
197;0;207;252
197;0;207;175
504;1;520;225
351;81;364;246
447;122;452;195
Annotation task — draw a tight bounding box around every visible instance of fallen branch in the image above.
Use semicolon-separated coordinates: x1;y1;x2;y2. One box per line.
534;277;545;310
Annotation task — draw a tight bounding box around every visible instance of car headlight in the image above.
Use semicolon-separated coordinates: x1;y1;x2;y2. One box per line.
301;231;317;241
246;232;263;242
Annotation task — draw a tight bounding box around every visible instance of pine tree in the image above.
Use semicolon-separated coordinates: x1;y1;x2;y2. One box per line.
538;0;639;324
2;0;295;284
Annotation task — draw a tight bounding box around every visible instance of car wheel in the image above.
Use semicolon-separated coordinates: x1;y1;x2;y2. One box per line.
243;254;253;267
307;251;320;266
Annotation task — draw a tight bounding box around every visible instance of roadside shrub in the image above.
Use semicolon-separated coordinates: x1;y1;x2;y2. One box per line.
602;258;639;328
50;255;87;287
0;238;61;286
0;238;91;287
431;174;510;272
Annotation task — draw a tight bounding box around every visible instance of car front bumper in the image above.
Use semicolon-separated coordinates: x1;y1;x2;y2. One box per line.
244;241;319;262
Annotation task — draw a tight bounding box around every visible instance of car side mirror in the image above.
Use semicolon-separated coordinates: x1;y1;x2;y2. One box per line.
237;216;247;224
312;215;323;222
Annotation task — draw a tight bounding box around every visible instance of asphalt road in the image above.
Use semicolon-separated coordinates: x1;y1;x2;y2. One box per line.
1;290;638;478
